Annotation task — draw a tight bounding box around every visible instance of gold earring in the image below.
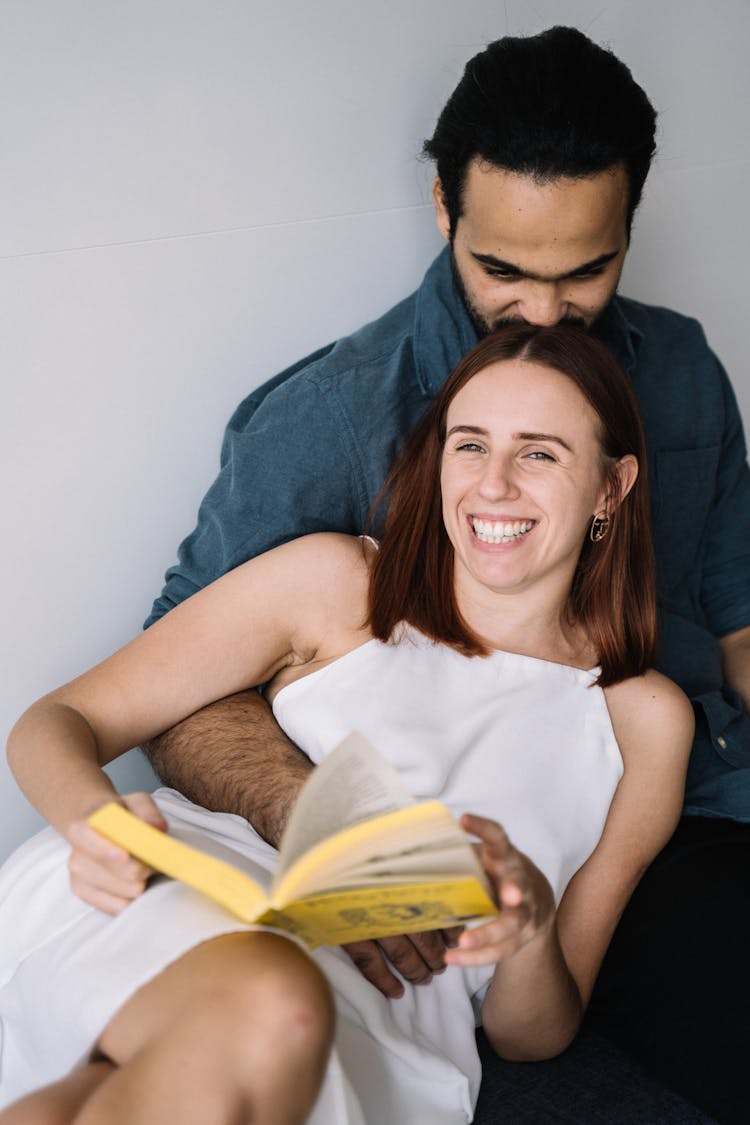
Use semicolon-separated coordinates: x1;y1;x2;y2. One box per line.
590;514;610;542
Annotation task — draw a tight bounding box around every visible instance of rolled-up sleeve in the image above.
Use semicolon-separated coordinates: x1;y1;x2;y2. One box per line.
699;359;750;638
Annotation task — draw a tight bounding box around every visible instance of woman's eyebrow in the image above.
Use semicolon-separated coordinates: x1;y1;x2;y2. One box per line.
514;431;574;453
445;424;489;438
445;425;574;453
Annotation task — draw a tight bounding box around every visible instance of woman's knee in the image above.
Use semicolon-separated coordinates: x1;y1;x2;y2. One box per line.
226;934;335;1061
98;931;334;1067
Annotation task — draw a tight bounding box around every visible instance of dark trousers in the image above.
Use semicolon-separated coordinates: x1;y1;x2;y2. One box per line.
475;816;750;1123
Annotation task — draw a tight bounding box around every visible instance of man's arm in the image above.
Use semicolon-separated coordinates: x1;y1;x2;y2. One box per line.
699;358;750;645
144;689;459;996
143;689;312;847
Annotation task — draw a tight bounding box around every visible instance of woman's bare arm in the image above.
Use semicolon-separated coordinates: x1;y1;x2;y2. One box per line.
462;670;693;1061
7;533;366;838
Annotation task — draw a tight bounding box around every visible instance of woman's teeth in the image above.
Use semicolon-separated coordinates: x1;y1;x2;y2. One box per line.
471;518;534;544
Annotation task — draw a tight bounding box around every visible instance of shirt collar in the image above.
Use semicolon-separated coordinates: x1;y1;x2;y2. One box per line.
593;296;644;377
414;247;478;397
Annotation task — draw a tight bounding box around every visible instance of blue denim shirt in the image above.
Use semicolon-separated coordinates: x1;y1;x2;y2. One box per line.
148;248;750;821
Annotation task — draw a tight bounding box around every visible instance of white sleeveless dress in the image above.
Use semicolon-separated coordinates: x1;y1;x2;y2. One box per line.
0;626;623;1122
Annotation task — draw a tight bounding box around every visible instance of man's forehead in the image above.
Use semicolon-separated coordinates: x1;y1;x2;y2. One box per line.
458;160;629;265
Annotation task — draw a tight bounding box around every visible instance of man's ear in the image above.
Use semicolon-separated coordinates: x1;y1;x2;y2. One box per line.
432;177;451;243
610;454;639;509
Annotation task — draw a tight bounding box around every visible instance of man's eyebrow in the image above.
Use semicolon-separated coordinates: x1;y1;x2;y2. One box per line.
470;250;621;281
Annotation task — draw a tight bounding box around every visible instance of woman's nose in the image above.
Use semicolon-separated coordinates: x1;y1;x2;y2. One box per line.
478;457;520;500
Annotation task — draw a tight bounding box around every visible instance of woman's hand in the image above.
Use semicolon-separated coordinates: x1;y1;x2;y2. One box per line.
445;813;556;968
65;792;167;915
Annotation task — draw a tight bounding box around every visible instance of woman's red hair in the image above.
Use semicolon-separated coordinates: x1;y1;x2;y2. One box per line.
367;324;656;686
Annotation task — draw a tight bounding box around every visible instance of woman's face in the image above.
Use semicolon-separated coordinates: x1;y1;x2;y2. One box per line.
440;358;626;605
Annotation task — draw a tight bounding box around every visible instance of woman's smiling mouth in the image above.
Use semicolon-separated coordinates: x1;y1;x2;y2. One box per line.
470;517;536;544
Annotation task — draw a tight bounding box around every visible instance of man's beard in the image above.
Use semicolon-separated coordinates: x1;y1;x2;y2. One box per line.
450;248;594;337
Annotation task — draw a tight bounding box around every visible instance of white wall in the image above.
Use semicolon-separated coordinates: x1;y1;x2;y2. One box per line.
3;0;749;859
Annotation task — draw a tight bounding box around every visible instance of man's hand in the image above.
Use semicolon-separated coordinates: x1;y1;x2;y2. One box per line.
342;927;463;997
66;791;167;915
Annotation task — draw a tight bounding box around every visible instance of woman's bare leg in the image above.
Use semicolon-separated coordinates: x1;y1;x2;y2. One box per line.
2;931;333;1125
79;931;334;1125
0;1062;114;1125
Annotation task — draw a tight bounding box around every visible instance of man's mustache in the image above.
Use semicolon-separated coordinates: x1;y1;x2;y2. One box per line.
490;314;587;332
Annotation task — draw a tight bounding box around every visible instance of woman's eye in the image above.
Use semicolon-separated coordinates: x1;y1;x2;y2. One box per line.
456;441;485;453
526;450;555;462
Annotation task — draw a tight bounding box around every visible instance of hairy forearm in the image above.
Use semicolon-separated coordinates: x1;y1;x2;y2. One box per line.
481;924;582;1061
143;688;313;847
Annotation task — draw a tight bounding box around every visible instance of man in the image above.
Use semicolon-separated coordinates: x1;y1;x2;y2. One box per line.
142;27;750;1121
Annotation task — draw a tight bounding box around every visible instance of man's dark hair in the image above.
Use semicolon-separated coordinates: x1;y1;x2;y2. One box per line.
423;26;657;238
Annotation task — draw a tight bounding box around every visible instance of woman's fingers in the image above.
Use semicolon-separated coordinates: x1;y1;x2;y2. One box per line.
450;811;556;967
461;812;528;901
66;792;167;913
120;791;168;832
445;900;534;967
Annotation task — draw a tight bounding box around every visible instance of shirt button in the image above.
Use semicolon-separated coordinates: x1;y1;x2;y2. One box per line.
717;736;728;749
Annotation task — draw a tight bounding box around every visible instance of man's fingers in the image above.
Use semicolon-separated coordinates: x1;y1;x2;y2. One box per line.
401;928;449;971
341;929;452;995
378;931;444;981
342;940;404;998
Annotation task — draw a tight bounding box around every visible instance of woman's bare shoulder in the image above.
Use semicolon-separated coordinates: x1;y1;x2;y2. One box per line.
233;531;370;587
604;670;693;746
603;669;694;789
258;533;373;650
278;532;372;590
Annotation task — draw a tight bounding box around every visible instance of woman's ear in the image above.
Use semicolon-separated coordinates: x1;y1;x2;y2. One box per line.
610;454;639;510
432;178;451;243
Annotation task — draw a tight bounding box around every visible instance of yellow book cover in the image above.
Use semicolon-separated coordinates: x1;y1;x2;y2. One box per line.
88;732;496;948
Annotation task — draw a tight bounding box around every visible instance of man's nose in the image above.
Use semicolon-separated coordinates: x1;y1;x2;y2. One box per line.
517;282;567;327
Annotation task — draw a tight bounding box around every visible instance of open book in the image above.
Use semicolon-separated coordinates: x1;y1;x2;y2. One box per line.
88;732;496;948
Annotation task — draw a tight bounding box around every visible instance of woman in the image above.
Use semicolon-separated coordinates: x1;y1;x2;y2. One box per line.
0;324;692;1124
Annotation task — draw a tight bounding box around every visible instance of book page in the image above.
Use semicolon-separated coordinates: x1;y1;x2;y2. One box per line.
276;732;414;877
274;798;492;906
